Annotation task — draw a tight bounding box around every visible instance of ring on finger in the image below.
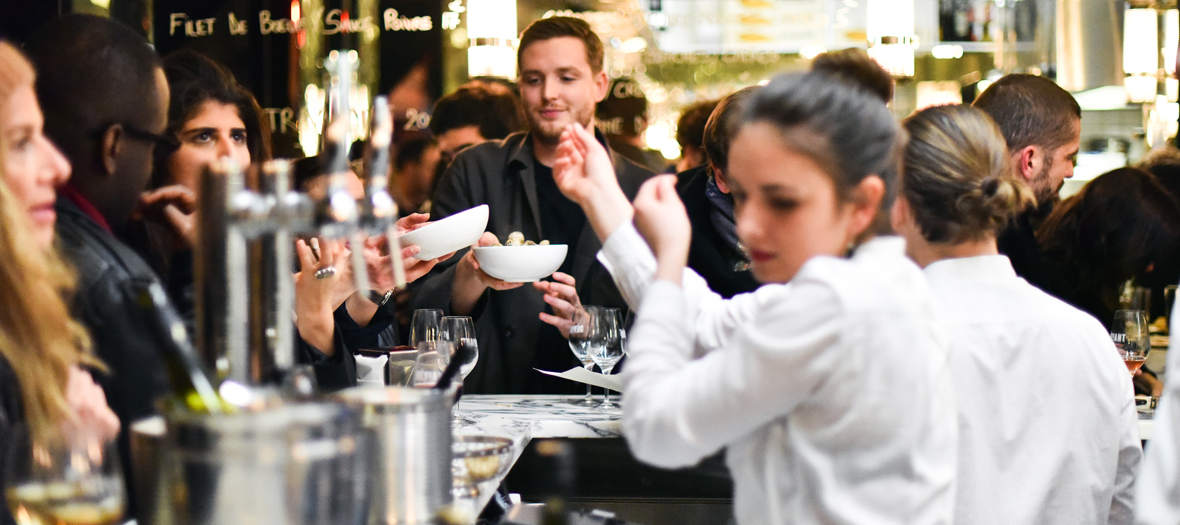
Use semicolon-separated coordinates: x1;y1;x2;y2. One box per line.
314;266;337;279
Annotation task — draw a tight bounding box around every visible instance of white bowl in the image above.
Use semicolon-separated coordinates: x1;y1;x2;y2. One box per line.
397;204;489;260
473;244;569;282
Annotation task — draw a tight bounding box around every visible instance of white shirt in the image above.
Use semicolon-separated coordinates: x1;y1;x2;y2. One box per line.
923;255;1140;525
1137;298;1180;525
600;225;957;525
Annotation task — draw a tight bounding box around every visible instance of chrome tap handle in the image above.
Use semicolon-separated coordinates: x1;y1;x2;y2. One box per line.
364;96;407;290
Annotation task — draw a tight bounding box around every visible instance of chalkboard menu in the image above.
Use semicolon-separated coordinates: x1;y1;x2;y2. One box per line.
154;0;443;157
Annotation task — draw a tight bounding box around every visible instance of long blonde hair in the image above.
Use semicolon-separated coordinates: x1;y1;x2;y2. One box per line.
0;41;100;444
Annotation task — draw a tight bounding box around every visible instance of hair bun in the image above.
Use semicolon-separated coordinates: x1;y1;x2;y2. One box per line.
980;176;1001;197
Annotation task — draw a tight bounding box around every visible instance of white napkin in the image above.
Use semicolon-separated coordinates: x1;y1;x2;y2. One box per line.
355;354;388;388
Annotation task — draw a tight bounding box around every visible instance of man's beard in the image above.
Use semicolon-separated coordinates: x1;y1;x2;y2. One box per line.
528;105;593;144
1030;155;1060;205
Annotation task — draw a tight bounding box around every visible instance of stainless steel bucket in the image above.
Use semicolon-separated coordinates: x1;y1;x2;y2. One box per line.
150;400;369;525
337;387;453;525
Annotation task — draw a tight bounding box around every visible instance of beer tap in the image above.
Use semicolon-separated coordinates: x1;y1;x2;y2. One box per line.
319;49;372;299
360;95;407;295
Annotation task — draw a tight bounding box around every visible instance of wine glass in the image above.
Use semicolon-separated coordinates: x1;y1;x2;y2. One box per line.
567;306;600;406
1112;309;1151;375
409;309;444;348
412;340;452;388
5;429;126;525
440;316;479;423
588;308;625;409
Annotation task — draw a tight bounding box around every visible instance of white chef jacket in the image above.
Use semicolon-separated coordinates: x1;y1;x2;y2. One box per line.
923;255;1140;525
599;225;958;525
1137;294;1180;525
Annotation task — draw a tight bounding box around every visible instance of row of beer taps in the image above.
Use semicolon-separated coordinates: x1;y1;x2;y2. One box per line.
194;49;406;388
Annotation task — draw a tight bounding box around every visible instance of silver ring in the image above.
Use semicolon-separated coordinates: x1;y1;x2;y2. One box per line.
314;266;337;279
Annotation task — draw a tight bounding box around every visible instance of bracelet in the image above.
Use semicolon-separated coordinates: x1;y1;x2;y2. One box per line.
369;288;394;306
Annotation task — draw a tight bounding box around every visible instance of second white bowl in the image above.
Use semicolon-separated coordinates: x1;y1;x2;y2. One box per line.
473;244;569;282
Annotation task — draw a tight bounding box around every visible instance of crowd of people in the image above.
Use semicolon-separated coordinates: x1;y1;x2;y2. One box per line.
2;10;1180;525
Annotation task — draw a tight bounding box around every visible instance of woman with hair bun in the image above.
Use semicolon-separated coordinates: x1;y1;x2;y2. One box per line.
551;70;956;524
891;104;1140;525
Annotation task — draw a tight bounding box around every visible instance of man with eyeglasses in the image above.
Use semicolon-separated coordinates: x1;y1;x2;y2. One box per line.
24;14;173;516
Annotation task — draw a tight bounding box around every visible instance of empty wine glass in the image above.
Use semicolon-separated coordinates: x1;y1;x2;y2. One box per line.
409;309;444;348
5;429;126;525
588;308;625;409
412;340;452;388
440;316;479;423
567;306;599;406
1112;309;1151;375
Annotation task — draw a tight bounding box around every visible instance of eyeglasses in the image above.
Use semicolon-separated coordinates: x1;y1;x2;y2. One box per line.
121;124;177;149
92;123;177;149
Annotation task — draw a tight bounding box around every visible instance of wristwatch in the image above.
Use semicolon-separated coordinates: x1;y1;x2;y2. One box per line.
369;288;394;306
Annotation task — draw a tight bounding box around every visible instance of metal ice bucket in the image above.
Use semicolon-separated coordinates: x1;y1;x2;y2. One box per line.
149;399;370;525
336;387;453;525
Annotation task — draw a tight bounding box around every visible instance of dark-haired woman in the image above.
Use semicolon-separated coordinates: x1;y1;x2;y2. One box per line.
133;50;444;390
121;49;270;317
1037;167;1180;329
551;71;955;523
892;104;1139;525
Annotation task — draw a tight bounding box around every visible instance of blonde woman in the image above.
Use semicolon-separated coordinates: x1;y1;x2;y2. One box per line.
1;40;120;525
891;104;1140;524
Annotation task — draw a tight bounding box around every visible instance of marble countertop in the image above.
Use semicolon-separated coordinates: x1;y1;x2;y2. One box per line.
450;395;623;516
456;394;623;439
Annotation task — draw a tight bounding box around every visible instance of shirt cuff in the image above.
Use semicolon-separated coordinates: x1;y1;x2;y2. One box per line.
597;223;656;305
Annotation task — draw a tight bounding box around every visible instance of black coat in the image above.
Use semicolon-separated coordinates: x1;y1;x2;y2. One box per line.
676;166;760;298
53;198;172;514
410;130;654;393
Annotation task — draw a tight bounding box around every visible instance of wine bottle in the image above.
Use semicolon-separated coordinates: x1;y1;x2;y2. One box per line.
135;282;228;414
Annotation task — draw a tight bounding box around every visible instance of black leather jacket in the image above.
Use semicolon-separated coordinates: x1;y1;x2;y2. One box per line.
54;197;172;514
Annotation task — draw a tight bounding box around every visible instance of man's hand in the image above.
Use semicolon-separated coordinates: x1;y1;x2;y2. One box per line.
552;124;635;241
65;366;120;442
633;175;691;283
534;272;583;338
134;185;197;249
452;231;524;314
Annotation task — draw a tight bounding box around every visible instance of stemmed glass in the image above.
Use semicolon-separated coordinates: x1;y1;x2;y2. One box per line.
409;309;444;348
440;316;479;423
5;429;126;525
1112;309;1151;375
567;306;600;406
588;308;625;409
412;340;452;387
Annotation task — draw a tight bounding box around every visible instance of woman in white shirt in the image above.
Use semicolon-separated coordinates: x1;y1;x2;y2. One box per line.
550;71;957;524
890;104;1140;524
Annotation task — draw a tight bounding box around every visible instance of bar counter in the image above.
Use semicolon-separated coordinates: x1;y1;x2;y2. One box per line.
456;395;733;525
458;393;1158;525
